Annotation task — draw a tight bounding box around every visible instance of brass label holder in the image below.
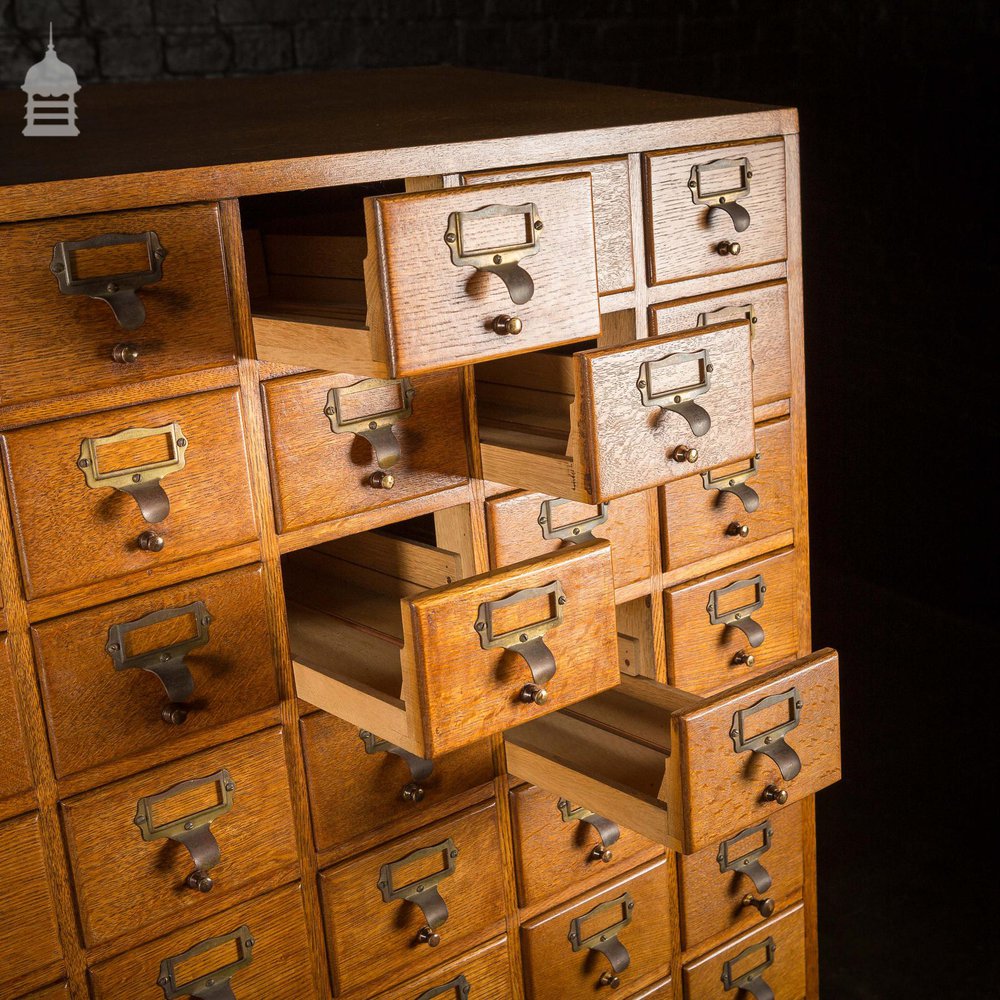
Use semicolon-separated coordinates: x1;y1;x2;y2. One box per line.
50;230;167;330
567;891;634;977
717;819;774;893
78;421;187;524
701;452;761;513
538;497;609;546
731;687;803;781
416;975;471;1000
707;574;766;647
558;798;620;862
637;348;712;437
359;729;434;802
326;377;415;470
689;157;752;234
444;201;541;305
697;302;758;332
378;837;458;944
721;936;776;1000
158;923;253;1000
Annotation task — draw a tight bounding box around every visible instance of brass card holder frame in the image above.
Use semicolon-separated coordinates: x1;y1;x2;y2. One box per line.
697;302;758;332
701;451;761;513
158;923;253;1000
567;891;634;980
637;348;712;437
359;729;434;803
78;421;188;524
707;574;766;647
50;230;167;330
378;837;459;946
717;819;774;893
326;377;415;470
444;201;542;305
721;936;776;1000
558;798;620;863
416;975;471;1000
538;497;609;546
731;687;803;781
689;157;752;233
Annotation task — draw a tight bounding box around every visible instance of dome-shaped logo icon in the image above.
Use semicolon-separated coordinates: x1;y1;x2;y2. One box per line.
22;24;80;137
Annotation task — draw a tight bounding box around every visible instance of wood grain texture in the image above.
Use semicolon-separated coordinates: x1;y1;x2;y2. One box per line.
644;140;787;285
520;857;673;999
1;387;259;601
0;634;33;813
631;977;673;999
19;982;70;999
31;563;279;782
60;726;299;949
319;800;507;996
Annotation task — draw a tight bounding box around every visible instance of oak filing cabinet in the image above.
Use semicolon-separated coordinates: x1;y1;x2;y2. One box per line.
0;68;840;999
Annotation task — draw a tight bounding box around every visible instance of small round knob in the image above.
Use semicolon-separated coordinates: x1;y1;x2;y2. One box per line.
519;683;548;705
401;782;425;803
717;240;742;256
492;314;523;336
185;870;214;893
369;471;395;490
727;521;750;538
590;845;614;863
742;893;776;918
112;343;140;364
138;531;165;552
598;972;621;989
417;926;441;947
733;650;756;668
672;445;699;464
763;784;788;805
161;703;188;725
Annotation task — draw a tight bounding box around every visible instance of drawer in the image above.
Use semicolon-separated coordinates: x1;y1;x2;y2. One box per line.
261;369;469;534
505;649;840;854
681;902;805;1000
1;387;258;601
643;140;787;285
520;857;673;999
631;978;673;999
486;489;658;596
650;281;791;408
664;547;801;695
319;800;507;995
463;157;634;295
0;204;235;409
0;813;63;994
0;634;33;810
661;416;793;572
287;527;618;759
89;883;323;1000
476;320;755;503
252;175;601;378
20;984;69;999
61;726;298;948
510;784;662;909
32;564;280;781
300;710;495;852
678;801;804;951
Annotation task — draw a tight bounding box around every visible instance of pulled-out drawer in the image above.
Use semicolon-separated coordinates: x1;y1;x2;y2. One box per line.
0;634;33;812
476;320;755;503
505;650;840;854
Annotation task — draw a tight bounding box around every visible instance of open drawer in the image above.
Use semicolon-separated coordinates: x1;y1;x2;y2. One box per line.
247;174;600;378
505;649;839;854
476;319;755;503
285;515;618;759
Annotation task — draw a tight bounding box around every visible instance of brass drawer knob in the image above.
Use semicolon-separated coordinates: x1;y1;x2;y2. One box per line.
417;926;441;947
184;869;214;893
672;445;699;464
742;893;775;918
492;314;522;336
763;784;788;805
727;521;750;538
369;470;395;490
520;683;548;705
733;650;756;668
112;343;140;363
590;845;614;863
160;703;189;726
138;530;165;552
598;972;621;989
717;240;742;256
402;782;425;803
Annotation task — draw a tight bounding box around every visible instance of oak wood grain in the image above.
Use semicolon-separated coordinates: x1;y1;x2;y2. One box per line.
0;634;33;814
630;977;673;999
20;982;70;999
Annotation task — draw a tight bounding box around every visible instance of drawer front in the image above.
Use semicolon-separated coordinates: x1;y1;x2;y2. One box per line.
300;710;495;852
644;140;787;285
0;204;235;408
510;784;662;909
661;416;794;571
486;489;657;594
32;564;279;780
61;726;298;948
678;801;804;950
261;370;469;534
89;883;323;1000
371;175;600;374
681;902;805;1000
0;813;63;992
2;387;258;601
0;634;33;807
22;983;70;999
463;157;634;295
650;281;791;408
319;800;507;994
631;979;673;1000
521;857;673;999
665;547;801;695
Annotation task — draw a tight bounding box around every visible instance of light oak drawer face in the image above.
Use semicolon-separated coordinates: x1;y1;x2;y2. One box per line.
643;140;787;285
632;977;674;999
682;902;806;1000
463;157;634;296
1;387;258;601
0;813;64;993
61;726;298;948
678;801;804;951
665;547;800;695
89;883;323;1000
261;369;469;534
0;634;33;809
661;416;793;572
510;784;662;909
300;710;495;852
0;203;236;409
520;858;673;999
32;564;279;781
23;983;70;999
319;800;507;994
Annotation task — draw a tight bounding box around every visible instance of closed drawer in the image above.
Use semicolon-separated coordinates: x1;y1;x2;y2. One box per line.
319;800;507;995
2;387;258;601
678;801;804;951
300;710;495;853
632;978;673;999
61;726;298;948
0;204;235;409
476;320;755;503
32;564;280;781
682;902;805;1000
89;883;323;1000
0;813;63;994
21;983;70;999
664;547;801;695
505;649;840;854
661;416;793;572
643;140;787;285
510;784;662;909
0;634;33;810
521;857;673;999
261;370;469;534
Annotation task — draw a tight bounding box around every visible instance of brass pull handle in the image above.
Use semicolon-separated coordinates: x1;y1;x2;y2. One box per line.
359;730;434;804
731;686;803;781
672;445;699;464
417;975;471;1000
139;530;165;552
727;521;750;538
558;798;620;863
707;575;766;648
538;497;609;546
568;892;634;988
492;314;522;336
368;471;395;490
717;819;774;893
722;936;775;1000
637;349;713;437
326;377;415;470
378;837;458;947
742;893;776;918
689;158;752;234
702;451;761;513
158;924;253;1000
112;343;140;364
717;240;742;256
763;784;788;805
